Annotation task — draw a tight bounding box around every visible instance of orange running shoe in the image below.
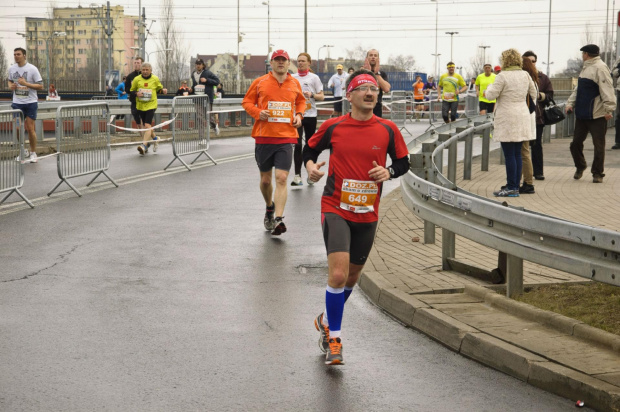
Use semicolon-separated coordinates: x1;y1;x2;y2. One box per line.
314;313;330;353
325;337;344;365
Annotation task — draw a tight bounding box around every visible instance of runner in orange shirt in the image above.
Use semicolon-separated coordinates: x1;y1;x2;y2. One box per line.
412;75;425;121
242;50;306;235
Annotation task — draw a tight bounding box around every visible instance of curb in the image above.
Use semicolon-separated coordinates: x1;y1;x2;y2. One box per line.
358;271;620;412
464;284;620;353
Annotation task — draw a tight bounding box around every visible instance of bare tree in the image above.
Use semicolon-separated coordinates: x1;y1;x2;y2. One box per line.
156;0;189;88
468;51;486;80
343;45;368;70
388;54;416;72
0;40;8;81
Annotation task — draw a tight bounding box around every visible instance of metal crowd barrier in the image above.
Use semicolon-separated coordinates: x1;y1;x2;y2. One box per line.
49;102;118;197
164;95;217;171
403;115;620;298
0;110;33;208
390;91;411;135
464;95;479;117
91;96;119;100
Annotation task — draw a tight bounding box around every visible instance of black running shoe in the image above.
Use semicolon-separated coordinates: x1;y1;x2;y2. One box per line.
519;183;535;194
271;217;287;236
314;313;330;354
264;203;275;231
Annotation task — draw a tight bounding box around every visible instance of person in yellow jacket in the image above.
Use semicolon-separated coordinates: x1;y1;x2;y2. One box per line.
130;62;167;155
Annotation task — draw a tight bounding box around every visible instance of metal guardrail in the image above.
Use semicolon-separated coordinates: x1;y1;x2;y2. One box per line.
48;102;118;197
164;95;217;171
0;110;33;208
402;115;620;298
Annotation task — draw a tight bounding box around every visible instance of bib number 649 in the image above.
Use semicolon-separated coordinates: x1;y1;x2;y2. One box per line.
349;195;367;203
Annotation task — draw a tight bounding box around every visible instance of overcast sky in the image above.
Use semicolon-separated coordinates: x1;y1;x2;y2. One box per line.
0;0;616;77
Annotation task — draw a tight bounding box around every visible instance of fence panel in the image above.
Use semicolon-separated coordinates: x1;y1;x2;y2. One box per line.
164;95;217;171
48;102;118;197
0;110;33;208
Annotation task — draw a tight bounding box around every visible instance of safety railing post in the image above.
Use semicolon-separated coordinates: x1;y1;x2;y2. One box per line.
447;140;457;185
506;254;524;298
481;126;490;171
442;228;455;270
0;109;34;208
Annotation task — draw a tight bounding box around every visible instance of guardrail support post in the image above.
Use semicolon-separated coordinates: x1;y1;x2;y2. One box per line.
442;228;455;270
447;141;457;184
481;127;490;171
424;221;435;244
506;253;524;298
463;130;473;180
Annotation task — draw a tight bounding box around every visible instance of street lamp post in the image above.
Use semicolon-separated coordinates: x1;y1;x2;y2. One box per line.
431;0;438;76
146;48;172;62
479;45;490;65
547;0;552;76
432;53;441;77
237;0;241;94
261;1;272;74
445;31;458;61
542;61;554;75
45;31;66;89
115;49;125;74
317;44;333;77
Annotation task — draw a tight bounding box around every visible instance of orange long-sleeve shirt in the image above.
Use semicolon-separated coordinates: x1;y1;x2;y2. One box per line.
242;72;306;144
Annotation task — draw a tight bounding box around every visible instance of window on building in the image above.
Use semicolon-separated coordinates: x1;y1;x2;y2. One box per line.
86;39;91;45
76;39;81;45
77;58;81;64
37;22;42;27
78;49;85;54
38;40;43;46
86;20;92;26
78;30;86;35
75;20;80;26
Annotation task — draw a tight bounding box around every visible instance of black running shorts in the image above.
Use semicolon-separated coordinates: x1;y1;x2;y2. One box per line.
479;101;495;113
334;100;343;113
255;143;293;172
321;212;378;265
136;108;155;125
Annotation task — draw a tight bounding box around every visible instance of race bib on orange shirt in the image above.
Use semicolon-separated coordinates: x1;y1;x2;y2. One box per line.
339;179;378;213
268;101;292;123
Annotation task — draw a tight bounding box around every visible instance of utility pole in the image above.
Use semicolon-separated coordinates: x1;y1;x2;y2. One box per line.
140;7;146;58
105;1;113;76
304;0;307;52
546;0;552;76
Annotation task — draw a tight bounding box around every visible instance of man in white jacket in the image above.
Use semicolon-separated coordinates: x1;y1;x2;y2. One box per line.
566;44;616;183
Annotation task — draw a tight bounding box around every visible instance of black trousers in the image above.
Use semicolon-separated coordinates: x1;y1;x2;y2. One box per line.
570;117;607;177
294;116;317;175
530;124;545;176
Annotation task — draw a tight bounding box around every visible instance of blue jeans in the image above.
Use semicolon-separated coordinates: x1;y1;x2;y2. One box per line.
501;141;522;190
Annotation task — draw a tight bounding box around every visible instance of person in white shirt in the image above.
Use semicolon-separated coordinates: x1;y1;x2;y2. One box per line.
327;64;348;117
291;52;325;186
8;47;43;163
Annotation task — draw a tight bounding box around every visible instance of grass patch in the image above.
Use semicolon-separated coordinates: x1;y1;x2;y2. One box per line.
515;283;620;336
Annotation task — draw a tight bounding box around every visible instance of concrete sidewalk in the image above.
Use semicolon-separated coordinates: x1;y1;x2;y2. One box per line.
360;130;620;411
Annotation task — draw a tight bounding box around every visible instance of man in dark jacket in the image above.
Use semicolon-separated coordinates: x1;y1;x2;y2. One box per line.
125;57;144;128
523;51;554;181
191;58;220;133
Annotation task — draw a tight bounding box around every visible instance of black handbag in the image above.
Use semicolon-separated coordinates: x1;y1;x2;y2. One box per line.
543;98;565;125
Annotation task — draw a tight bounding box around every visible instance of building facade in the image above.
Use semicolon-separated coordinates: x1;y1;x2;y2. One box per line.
23;5;139;85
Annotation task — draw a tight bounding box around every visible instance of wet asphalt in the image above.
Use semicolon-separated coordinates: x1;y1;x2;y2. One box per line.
0;128;586;411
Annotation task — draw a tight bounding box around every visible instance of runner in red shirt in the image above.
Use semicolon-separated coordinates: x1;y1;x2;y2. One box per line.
303;69;410;365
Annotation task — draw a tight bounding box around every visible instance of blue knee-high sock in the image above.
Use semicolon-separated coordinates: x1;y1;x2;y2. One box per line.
325;286;345;339
344;286;354;303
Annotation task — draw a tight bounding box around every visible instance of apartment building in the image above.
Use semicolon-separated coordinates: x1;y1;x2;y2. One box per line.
23;5;140;81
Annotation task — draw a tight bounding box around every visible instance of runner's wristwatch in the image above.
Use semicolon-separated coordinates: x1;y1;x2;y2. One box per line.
388;167;395;180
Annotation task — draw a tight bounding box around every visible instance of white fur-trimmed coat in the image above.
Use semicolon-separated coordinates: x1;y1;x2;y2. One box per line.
484;68;537;142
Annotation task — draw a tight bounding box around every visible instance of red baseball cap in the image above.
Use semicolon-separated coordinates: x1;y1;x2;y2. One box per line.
494;65;501;71
271;50;290;61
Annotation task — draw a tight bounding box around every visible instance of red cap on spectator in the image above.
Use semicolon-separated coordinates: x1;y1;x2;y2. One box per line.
271;50;290;61
494;65;501;71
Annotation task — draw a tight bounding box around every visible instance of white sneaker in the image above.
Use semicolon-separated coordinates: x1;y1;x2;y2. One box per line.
291;175;303;186
307;178;315;186
15;149;30;162
29;152;37;163
215;124;220;136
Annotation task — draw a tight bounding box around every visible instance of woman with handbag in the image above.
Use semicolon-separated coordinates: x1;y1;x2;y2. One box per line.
484;48;537;197
523;51;554;180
